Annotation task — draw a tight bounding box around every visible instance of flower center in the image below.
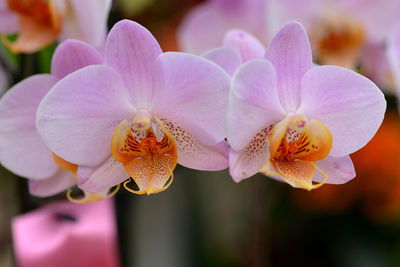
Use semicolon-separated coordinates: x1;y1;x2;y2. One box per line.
310;14;365;68
267;114;332;190
111;111;178;195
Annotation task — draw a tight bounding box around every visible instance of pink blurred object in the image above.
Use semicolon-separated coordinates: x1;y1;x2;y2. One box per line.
178;0;269;54
12;199;120;267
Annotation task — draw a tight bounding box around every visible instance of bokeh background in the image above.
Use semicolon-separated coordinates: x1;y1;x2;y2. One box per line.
1;0;400;266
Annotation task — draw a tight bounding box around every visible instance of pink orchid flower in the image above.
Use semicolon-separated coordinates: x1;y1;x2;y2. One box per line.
36;20;230;196
202;29;266;76
178;0;268;54
227;22;386;190
268;0;400;88
12;199;120;267
388;26;400;110
0;0;111;53
0;40;120;201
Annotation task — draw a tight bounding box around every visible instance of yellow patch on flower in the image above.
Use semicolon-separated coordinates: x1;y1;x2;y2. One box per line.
268;114;332;190
111;115;178;195
53;153;78;178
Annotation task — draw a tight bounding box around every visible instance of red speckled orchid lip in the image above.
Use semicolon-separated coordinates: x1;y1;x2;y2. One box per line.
111;114;178;195
266;113;332;190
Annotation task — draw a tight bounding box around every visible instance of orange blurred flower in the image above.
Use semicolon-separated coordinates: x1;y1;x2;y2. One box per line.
0;0;111;53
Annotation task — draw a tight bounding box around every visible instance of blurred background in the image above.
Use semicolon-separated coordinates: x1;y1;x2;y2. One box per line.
1;0;400;266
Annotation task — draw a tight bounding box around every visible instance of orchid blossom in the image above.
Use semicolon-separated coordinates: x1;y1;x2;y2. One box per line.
0;0;111;53
12;199;120;267
36;20;230;196
178;0;268;54
267;0;400;89
227;22;386;190
0;39;120;202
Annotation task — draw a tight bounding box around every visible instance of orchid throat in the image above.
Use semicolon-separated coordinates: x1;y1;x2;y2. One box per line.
111;110;178;195
264;114;332;190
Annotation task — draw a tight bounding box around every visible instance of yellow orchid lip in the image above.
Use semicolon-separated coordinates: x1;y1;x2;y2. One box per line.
111;115;178;195
267;114;332;190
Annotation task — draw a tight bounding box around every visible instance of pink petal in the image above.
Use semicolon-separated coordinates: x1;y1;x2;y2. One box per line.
388;26;400;108
202;47;241;76
29;170;76;197
297;66;386;156
177;2;231;54
360;42;393;93
0;10;18;33
105;20;162;108
265;21;313;112
12;199;120;267
58;0;111;49
0;0;18;33
229;126;270;182
347;0;400;43
77;156;128;193
178;0;269;54
222;29;265;62
162;119;228;171
0;75;59;179
313;155;355;184
51;40;103;80
0;0;7;9
227;59;285;151
36;65;135;166
152;52;230;146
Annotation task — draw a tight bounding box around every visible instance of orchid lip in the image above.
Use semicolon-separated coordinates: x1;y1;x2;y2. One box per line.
111;115;178;195
266;113;332;190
